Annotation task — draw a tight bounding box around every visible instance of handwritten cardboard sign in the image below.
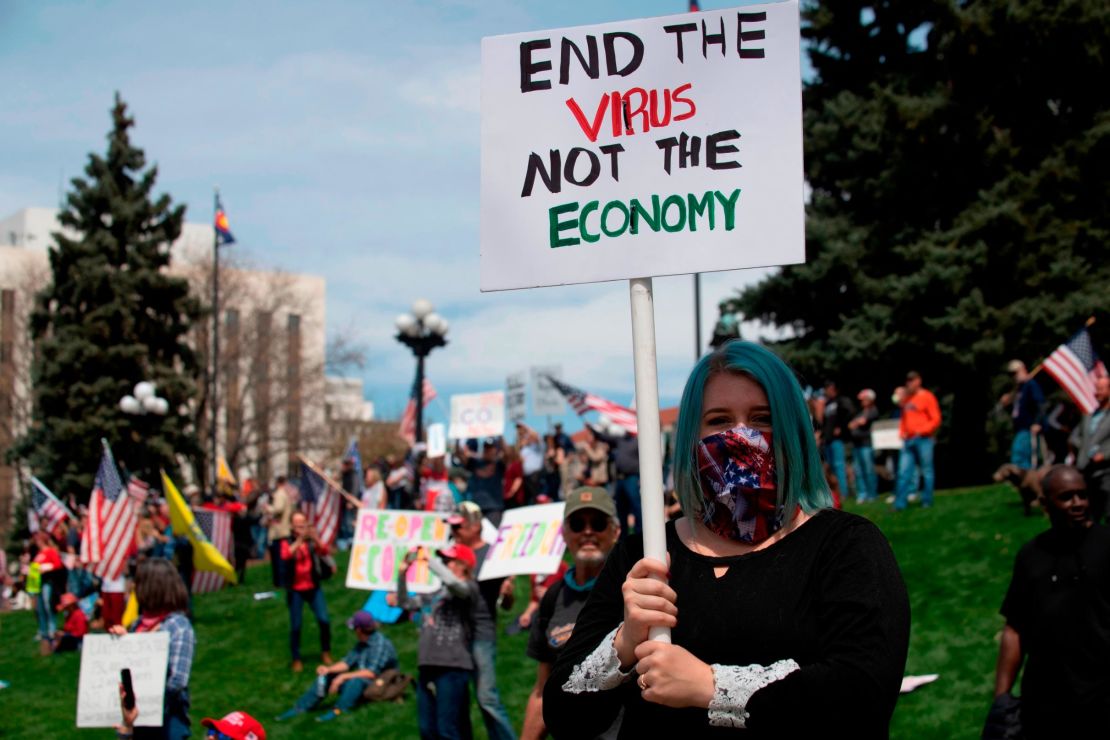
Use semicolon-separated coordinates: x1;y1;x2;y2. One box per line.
346;509;450;593
478;503;567;581
77;633;170;728
449;391;506;440
506;372;528;423
531;365;566;416
480;0;804;290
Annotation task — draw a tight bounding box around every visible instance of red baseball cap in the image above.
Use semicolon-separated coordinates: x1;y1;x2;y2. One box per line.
438;543;477;570
201;711;266;740
55;593;79;612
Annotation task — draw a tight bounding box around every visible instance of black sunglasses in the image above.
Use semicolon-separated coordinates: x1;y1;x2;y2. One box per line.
567;512;610;534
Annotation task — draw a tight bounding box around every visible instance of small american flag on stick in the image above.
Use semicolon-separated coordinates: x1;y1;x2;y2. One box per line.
400;378;437;444
1042;326;1108;414
545;376;639;434
30;476;73;534
81;441;137;580
299;461;341;548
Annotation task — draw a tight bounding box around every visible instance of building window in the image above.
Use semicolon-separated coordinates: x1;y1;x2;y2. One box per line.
225;308;239;328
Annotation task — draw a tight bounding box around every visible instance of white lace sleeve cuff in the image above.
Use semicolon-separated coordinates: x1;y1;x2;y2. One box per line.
561;625;636;693
708;659;800;729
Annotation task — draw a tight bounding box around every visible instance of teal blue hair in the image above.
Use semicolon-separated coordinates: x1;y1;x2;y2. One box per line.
674;340;831;519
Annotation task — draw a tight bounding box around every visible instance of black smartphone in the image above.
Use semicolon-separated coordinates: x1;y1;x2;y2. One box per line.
120;668;135;711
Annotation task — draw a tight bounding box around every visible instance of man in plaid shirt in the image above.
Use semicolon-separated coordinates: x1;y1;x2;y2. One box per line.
276;610;398;723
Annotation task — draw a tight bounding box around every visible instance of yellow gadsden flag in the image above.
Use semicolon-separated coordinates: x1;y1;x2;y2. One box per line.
161;471;238;585
216;456;237;486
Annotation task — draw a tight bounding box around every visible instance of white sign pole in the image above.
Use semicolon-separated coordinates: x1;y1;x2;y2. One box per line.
628;277;670;644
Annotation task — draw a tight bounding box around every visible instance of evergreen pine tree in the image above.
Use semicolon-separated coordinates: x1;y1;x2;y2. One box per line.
14;94;202;498
721;0;1110;482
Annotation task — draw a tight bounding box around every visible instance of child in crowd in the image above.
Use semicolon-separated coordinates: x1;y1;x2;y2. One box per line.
397;544;479;740
53;592;88;652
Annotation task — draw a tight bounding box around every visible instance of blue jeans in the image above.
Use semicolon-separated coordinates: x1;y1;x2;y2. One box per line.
471;639;516;740
853;445;878;501
35;582;55;640
417;667;472;740
134;687;189;740
294;674;370;713
895;437;935;509
1011;430;1033;467
824;440;850;499
614;475;642;539
288;587;331;661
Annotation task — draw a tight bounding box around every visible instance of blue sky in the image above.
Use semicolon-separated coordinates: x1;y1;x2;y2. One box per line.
0;0;790;429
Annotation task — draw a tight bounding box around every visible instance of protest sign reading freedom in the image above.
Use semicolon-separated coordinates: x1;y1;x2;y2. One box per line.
449;391;506;439
480;0;803;291
346;509;450;593
77;633;170;728
478;503;567;581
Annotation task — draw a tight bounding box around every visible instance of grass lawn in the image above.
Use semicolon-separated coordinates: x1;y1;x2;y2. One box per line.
0;483;1045;739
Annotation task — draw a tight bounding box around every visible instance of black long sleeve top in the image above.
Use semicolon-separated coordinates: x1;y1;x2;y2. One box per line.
544;509;910;738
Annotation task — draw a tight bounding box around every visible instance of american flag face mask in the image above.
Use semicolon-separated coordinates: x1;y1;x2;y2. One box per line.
695;423;782;544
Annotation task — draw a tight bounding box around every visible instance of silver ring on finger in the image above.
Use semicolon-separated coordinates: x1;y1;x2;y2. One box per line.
637;674;649;691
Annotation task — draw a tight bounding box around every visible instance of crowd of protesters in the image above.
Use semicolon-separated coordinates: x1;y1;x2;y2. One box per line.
4;349;1109;738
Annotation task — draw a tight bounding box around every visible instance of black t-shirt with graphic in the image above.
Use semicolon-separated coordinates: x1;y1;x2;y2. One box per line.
528;576;591;664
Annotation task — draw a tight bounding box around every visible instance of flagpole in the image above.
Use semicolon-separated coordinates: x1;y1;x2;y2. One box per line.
211;187;220;496
628;277;670;644
298;455;363;509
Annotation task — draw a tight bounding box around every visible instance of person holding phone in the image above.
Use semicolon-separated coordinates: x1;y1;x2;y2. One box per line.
109;558;194;740
280;512;332;673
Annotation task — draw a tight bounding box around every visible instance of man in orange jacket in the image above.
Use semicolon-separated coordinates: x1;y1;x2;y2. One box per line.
894;371;942;510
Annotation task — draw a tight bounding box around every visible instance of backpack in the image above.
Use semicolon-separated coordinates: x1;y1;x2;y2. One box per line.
362;669;413;703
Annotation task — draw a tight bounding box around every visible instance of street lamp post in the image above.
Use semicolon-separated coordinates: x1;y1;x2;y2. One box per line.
395;299;449;496
119;380;169;481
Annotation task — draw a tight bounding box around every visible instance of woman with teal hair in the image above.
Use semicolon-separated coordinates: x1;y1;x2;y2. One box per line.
545;341;909;738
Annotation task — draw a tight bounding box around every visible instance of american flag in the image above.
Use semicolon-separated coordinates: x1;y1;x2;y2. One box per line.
345;437;364;497
299;462;340;547
546;376;640;434
30;476;73;534
399;378;437;444
127;477;151;504
191;507;233;593
1043;327;1108;414
81;442;137;580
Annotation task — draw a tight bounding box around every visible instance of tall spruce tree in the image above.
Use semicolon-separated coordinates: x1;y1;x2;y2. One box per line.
14;94;202;497
721;0;1110;483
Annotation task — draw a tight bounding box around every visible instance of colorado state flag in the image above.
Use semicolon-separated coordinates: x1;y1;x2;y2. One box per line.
214;194;236;245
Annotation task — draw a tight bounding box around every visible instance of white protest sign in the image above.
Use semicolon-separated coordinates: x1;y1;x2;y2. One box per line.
506;372;528;423
77;633;170;728
531;365;566;416
478;503;567;581
480;1;804;291
346;509;450;593
449;391;506;439
871;420;903;451
426;423;447;458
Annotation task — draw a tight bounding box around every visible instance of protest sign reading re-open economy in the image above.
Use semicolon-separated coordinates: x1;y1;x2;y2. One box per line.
346;509;450;593
478;503;567;581
77;633;170;728
480;0;803;291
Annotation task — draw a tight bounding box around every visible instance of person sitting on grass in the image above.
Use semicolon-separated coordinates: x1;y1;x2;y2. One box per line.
276;610;399;724
53;592;88;652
